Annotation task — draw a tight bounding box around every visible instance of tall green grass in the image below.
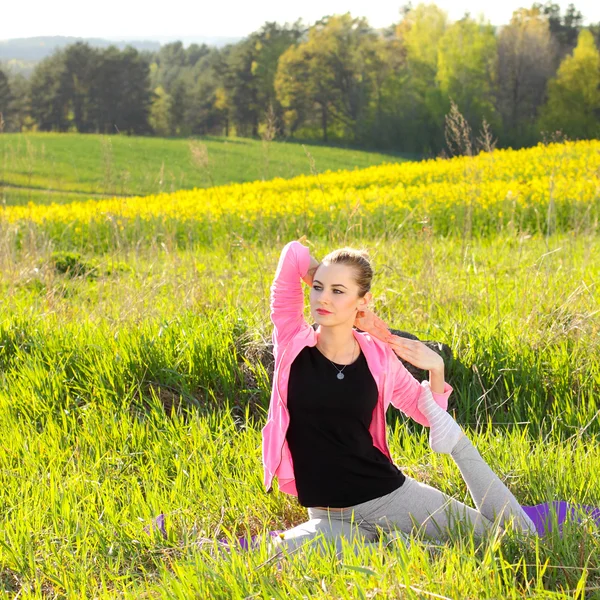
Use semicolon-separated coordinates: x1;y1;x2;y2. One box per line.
1;400;599;597
1;226;599;594
3;234;597;432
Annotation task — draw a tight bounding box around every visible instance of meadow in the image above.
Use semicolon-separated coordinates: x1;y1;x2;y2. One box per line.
0;133;408;206
0;139;599;598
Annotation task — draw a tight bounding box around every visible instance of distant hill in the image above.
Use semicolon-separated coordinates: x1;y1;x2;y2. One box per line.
0;36;162;62
0;35;241;66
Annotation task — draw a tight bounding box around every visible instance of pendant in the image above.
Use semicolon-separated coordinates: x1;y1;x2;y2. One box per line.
337;372;345;380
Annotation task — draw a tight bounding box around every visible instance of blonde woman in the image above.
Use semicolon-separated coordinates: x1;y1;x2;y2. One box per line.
262;240;535;552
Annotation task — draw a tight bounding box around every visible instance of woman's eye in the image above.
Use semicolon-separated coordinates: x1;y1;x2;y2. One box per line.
313;285;322;291
333;289;343;294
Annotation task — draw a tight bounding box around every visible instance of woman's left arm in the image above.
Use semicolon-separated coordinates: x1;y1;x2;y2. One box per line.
387;335;452;425
388;335;445;394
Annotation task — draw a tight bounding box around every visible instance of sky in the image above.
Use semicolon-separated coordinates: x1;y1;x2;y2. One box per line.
2;0;600;41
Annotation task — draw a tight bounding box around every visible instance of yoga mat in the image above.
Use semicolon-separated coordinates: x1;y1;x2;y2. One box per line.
145;502;600;550
521;502;600;537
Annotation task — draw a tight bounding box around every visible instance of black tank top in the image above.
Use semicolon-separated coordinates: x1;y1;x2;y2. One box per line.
286;344;405;508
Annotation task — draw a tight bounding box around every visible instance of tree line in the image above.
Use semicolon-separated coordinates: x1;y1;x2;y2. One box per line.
1;2;599;154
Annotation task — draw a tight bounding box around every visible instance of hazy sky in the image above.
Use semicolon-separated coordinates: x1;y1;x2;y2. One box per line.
2;0;599;41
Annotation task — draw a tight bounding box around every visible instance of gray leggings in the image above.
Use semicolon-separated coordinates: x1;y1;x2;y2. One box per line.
274;436;536;553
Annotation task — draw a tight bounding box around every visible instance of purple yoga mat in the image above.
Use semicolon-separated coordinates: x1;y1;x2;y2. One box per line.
145;502;600;550
521;502;600;536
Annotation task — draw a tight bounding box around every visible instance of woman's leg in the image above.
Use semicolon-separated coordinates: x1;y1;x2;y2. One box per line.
416;380;536;535
450;436;535;534
352;477;502;541
271;507;379;555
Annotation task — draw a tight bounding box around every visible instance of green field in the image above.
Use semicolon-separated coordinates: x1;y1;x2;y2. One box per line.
0;133;407;206
1;233;599;598
1;138;599;598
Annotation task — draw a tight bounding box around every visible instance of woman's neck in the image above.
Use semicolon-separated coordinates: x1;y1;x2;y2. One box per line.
316;325;356;361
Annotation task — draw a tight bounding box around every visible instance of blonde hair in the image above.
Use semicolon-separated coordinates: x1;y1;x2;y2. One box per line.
320;247;373;297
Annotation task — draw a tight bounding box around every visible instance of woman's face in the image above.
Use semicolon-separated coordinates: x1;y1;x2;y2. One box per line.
309;263;370;328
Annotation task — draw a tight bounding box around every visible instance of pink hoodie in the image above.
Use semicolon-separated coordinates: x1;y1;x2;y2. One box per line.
262;241;453;496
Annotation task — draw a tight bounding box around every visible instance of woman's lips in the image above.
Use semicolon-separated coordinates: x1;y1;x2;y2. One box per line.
316;309;332;315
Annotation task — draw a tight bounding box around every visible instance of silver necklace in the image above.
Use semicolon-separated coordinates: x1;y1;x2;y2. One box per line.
319;338;357;380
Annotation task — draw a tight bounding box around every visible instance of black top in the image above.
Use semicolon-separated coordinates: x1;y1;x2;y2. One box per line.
286;344;405;508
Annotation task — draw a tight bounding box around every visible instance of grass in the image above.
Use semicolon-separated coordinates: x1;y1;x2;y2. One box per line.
1;405;599;598
0;137;599;597
0;133;406;206
1;235;598;432
0;231;599;598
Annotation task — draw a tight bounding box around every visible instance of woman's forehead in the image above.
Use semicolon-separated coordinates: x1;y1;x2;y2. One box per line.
314;262;357;283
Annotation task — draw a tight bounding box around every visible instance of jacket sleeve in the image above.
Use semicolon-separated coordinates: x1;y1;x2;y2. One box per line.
387;350;453;427
270;241;312;349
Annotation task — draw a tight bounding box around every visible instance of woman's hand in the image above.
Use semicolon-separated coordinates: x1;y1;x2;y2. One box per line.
354;308;392;343
388;335;444;372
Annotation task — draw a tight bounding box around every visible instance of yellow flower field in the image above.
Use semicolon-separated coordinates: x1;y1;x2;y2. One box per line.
2;140;599;246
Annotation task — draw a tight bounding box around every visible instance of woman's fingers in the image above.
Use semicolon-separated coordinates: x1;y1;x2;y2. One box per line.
391;335;417;347
389;337;414;353
388;336;443;370
389;341;412;357
354;309;392;343
373;324;393;341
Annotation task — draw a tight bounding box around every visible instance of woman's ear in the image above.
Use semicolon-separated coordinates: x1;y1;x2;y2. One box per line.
359;292;372;310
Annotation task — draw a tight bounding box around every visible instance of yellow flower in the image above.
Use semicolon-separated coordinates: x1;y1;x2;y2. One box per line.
1;140;598;239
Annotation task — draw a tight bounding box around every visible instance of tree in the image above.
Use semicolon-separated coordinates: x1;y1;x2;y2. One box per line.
149;85;173;136
62;42;98;132
437;16;499;137
533;2;584;65
275;41;319;137
356;34;401;148
147;42;212;136
538;29;600;138
0;69;11;130
217;22;303;138
185;43;211;67
590;23;600;50
249;22;304;136
224;39;261;136
154;41;187;92
185;72;227;135
275;13;382;142
400;3;447;80
181;48;227;136
29;52;71;131
495;7;554;146
5;74;30;132
118;47;153;134
169;77;190;135
88;46;152;134
393;3;449;153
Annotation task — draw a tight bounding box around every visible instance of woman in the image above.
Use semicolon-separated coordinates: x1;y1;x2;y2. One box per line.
262;239;535;552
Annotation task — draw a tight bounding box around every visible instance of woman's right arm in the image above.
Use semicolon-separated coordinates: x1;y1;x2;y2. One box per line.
270;240;316;348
